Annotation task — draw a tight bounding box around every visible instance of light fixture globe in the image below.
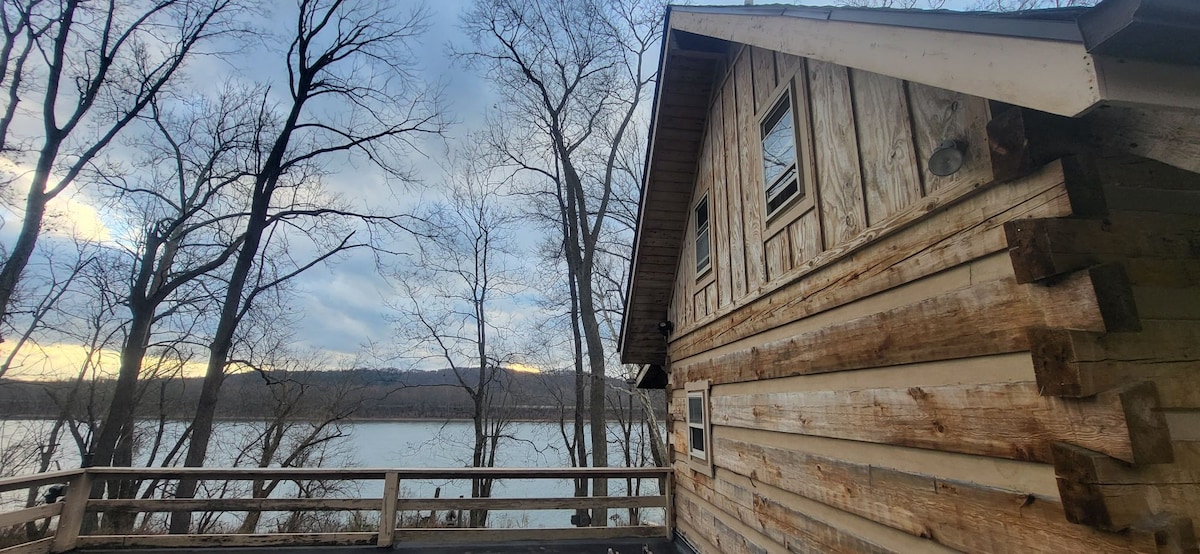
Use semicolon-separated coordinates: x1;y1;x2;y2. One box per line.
929;139;966;177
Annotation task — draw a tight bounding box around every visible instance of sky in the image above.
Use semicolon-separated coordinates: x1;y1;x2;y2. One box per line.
0;0;991;380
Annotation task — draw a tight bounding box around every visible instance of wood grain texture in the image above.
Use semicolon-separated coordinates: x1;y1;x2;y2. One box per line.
711;89;733;311
735;49;766;295
764;229;791;282
1029;321;1200;407
714;437;1158;554
669;162;1073;362
674;463;938;554
851;69;922;225
907;81;992;193
1005;212;1200;284
808;60;867;248
75;533;378;549
750;47;776;111
723;58;748;302
1087;105;1200;174
787;209;822;267
0;538;52;554
0;502;60;528
673;269;1113;389
676;488;772;554
711;380;1164;464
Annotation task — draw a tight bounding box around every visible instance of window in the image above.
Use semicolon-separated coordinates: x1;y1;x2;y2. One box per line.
760;90;802;217
694;195;710;275
687;392;706;459
684;380;712;474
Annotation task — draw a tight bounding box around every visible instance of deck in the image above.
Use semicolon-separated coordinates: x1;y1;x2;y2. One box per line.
0;466;682;554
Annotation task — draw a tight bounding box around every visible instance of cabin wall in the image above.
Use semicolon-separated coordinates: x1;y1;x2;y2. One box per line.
663;46;1200;553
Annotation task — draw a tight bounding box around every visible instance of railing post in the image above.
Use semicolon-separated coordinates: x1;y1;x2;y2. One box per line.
663;470;674;540
51;470;92;553
378;472;399;547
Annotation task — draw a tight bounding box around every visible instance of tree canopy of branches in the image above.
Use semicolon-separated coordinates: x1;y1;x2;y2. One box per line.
459;0;661;526
0;0;244;334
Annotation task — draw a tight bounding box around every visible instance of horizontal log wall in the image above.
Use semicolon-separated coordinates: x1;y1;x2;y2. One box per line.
663;52;1200;552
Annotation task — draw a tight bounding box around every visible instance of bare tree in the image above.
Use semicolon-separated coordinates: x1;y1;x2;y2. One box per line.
459;0;661;526
169;0;445;533
0;0;243;331
391;152;525;528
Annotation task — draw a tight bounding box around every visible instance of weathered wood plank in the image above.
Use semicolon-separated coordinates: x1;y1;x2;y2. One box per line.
84;466;669;480
75;533;378;548
1005;212;1200;284
711;89;733;311
722;70;748;303
50;470;90;553
675;488;772;554
775;52;803;84
715;437;1159;554
787;209;821;267
711;380;1168;464
764;229;791;282
1028;321;1200;407
674;464;904;554
379;472;399;546
1087;105;1200;174
404;495;666;511
391;526;663;544
0;470;79;494
809;60;867;248
0;538;52;554
0;502;60;528
751;47;776;111
908;81;992;193
674;268;1120;389
668;162;1072;361
86;498;378;512
735;48;766;296
1053;443;1200;532
852;69;922;225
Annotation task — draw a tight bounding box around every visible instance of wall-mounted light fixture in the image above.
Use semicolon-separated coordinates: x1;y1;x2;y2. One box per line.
657;320;674;337
929;139;967;177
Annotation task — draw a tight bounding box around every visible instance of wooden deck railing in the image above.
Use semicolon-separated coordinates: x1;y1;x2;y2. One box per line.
0;466;673;553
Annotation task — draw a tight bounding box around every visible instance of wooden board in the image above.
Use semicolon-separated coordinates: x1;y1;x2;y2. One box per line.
0;538;52;554
0;502;61;527
787;209;821;267
76;533;378;548
675;488;773;554
808;60;867;248
750;47;776;111
711;89;733;311
1028;321;1200;407
714;437;1158;553
851;69;922;225
907;81;992;193
668;161;1072;362
735;49;766;296
675;464;914;554
764;229;791;282
1087;105;1200;174
710;381;1166;464
391;526;664;544
673;268;1120;389
722;60;749;303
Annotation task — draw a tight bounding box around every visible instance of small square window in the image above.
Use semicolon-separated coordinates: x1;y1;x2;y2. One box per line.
684;380;712;475
761;92;802;217
694;195;711;275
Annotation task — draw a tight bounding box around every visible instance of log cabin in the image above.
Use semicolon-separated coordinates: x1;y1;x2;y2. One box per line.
618;0;1200;552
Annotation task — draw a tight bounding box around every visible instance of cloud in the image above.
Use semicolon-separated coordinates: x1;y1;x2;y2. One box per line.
0;158;115;245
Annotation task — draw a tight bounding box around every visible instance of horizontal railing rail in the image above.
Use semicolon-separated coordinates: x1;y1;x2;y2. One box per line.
0;466;673;553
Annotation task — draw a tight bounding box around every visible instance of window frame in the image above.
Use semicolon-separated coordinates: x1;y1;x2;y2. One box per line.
756;69;816;240
683;380;713;475
694;193;712;277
